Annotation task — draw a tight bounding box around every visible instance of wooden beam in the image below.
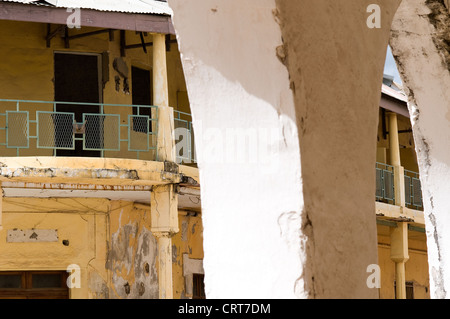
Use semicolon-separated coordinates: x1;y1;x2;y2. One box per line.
67;28;112;40
120;30;126;57
140;32;147;53
125;42;153;50
0;2;175;34
46;24;65;48
64;26;69;48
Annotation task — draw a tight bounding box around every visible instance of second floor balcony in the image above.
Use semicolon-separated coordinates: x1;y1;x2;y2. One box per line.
376;162;423;211
0;99;196;165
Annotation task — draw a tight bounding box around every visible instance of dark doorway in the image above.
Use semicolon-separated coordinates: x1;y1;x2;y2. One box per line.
193;273;206;299
0;271;69;299
131;66;152;133
54;53;101;157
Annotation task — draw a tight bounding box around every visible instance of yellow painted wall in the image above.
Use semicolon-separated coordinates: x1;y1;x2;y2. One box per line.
376;109;418;172
0;198;110;299
0;197;204;299
106;201;159;299
377;224;430;299
0;20;190;160
172;213;204;299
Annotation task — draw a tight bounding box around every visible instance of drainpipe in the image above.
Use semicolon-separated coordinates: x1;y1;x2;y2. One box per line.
152;32;178;299
388;112;408;299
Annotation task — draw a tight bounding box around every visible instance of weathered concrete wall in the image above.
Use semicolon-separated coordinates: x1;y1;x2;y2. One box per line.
0;196;203;299
390;0;450;299
169;0;401;298
0;20;190;160
0;198;110;299
172;213;203;299
169;0;306;298
377;224;430;299
274;0;401;298
106;201;159;299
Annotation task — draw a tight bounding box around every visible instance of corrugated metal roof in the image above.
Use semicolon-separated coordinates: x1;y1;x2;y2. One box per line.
0;0;172;15
381;83;408;103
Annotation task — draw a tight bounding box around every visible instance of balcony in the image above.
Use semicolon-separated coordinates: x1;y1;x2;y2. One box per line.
376;162;423;211
0;99;196;165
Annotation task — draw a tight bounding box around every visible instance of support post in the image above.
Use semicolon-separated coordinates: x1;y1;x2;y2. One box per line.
153;33;175;162
0;183;2;231
390;222;409;299
388;112;401;167
389;112;406;207
151;184;179;299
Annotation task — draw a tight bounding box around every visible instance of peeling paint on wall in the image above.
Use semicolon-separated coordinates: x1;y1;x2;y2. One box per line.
7;228;58;242
88;270;109;299
425;0;450;71
106;203;159;299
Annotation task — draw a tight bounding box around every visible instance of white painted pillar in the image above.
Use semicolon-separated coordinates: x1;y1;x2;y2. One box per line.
154;235;172;299
153;33;169;108
389;112;406;207
390;222;409;299
151;184;179;299
153;33;176;162
390;0;450;298
168;0;306;299
168;0;401;298
389;112;401;167
0;182;3;231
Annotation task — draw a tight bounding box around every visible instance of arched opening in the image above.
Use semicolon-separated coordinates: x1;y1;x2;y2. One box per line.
389;0;450;299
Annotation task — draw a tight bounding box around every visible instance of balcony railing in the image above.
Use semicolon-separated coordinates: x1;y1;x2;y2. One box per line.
174;110;196;164
375;162;395;205
375;162;423;210
404;169;423;210
0;99;160;160
0;99;197;165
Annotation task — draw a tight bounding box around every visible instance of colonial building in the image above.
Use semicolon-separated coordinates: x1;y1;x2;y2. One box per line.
376;75;429;299
167;0;448;299
0;0;442;300
0;0;203;299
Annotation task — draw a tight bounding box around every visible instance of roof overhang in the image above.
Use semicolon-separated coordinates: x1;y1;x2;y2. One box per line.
380;93;410;118
0;1;175;34
380;84;410;118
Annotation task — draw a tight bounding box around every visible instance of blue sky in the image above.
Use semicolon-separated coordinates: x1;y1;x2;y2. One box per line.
383;45;402;83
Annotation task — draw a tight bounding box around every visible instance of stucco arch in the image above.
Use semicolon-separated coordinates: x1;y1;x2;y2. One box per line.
166;0;450;299
390;0;450;299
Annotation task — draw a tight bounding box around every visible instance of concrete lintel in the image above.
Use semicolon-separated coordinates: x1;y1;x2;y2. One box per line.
375;202;425;225
0;157;184;186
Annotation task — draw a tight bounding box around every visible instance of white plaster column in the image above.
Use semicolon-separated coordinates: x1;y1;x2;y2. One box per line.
153;33;169;108
389;112;401;167
390;222;409;299
389;112;406;207
151;184;179;299
168;0;306;299
153;33;176;162
168;0;401;299
154;234;172;299
0;182;3;231
390;0;450;298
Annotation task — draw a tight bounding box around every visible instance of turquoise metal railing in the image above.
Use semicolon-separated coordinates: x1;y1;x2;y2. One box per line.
404;169;423;210
375;162;423;211
0;99;158;160
174;110;196;164
375;162;395;205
